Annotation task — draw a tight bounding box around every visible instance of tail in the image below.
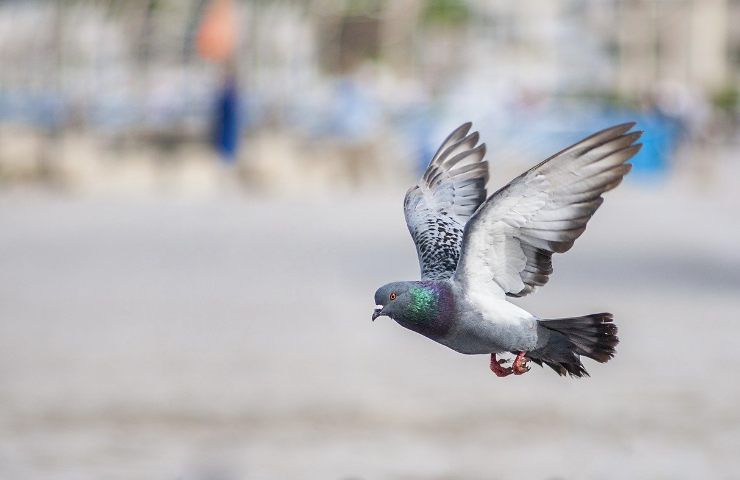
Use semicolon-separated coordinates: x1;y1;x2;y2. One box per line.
528;313;619;377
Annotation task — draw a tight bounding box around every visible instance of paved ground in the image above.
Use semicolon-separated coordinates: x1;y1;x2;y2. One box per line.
1;166;740;479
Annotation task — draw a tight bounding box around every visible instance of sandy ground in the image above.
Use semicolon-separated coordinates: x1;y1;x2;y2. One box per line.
1;165;740;479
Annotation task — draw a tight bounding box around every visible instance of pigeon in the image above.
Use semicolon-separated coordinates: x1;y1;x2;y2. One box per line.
372;122;642;377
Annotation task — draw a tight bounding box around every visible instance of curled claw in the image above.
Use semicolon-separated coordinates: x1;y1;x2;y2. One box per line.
512;352;531;375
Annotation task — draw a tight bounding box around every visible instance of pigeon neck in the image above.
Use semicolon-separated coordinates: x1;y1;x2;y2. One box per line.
395;281;453;338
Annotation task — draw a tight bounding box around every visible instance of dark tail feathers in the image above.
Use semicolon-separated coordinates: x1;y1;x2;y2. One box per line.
529;313;619;377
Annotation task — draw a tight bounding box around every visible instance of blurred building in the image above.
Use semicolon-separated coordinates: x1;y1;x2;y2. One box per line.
0;0;737;190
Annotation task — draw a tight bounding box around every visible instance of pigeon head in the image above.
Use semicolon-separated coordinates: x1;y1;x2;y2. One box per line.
372;281;442;324
373;281;410;321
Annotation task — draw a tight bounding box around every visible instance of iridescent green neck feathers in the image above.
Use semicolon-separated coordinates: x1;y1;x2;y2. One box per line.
406;285;439;322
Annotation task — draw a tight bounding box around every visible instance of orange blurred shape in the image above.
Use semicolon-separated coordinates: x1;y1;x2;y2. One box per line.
197;0;237;63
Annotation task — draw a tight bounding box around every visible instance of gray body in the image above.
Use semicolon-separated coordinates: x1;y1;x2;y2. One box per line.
437;279;542;355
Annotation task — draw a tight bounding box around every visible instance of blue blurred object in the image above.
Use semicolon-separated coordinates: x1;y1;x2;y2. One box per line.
588;107;683;179
319;77;381;141
212;74;240;162
500;104;684;182
0;91;66;130
396;105;435;176
631;108;684;177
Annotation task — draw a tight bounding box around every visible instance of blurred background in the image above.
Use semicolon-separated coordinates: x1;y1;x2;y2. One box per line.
0;0;739;479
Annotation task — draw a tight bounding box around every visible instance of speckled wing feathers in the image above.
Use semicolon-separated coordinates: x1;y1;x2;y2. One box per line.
454;122;642;297
404;123;489;280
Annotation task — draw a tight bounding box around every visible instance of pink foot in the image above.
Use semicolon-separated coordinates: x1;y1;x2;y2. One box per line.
489;353;513;377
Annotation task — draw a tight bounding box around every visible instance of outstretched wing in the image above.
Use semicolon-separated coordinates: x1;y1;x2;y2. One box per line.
454;123;642;297
404;123;489;280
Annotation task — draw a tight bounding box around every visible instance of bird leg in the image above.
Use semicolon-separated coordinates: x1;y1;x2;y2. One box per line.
512;351;531;375
489;354;513;377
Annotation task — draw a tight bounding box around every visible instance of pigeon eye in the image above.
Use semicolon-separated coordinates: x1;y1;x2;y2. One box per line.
389;292;397;301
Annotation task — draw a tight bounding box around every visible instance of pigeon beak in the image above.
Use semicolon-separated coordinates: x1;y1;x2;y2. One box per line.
372;305;384;321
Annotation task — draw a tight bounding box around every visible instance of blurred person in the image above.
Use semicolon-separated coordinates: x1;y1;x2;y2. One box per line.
197;0;240;163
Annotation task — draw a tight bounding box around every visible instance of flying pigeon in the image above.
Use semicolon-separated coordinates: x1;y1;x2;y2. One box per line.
372;122;642;377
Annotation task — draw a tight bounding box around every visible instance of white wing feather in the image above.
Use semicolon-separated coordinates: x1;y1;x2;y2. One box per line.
454;123;643;297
